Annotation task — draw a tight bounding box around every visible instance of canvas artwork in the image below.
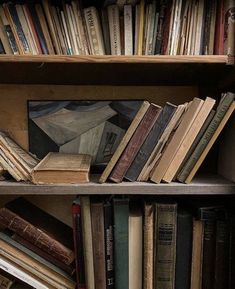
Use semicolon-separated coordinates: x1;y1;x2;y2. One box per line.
28;100;143;167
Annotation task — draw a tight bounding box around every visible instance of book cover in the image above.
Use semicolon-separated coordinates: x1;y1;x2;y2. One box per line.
107;5;121;55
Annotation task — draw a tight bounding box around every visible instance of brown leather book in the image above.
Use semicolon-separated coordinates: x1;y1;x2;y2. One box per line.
109;103;162;183
91;200;106;289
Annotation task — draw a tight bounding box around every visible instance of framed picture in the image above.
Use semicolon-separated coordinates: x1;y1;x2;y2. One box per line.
28;100;143;169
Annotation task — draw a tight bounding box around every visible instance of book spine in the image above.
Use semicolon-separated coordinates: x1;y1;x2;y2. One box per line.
143;203;154;289
155;203;177;289
125;103;176;181
113;198;129;289
224;0;235;55
0;207;74;266
109;104;161;183
101;8;111;55
178;93;235;182
124;5;133;55
104;202;114;289
91;201;106;289
108;5;121;55
155;0;167;54
72;202;86;289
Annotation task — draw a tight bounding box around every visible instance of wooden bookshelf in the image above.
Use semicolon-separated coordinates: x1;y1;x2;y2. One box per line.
0;175;234;195
0;55;234;86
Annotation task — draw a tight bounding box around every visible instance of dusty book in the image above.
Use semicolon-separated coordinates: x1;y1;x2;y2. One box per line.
31;152;91;184
108;5;121;55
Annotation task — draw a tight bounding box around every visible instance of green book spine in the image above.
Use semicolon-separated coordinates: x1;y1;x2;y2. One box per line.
113;198;129;289
177;92;235;182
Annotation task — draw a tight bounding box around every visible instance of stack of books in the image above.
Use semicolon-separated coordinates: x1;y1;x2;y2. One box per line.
0;0;234;56
0;197;76;289
100;92;235;184
73;196;235;289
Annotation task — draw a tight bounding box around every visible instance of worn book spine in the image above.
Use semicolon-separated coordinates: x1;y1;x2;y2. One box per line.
72;202;86;289
214;220;229;289
143;203;154;289
202;220;216;289
175;210;193;289
155;1;167;54
178;93;235;183
91;201;106;289
124;5;133;55
214;0;225;54
125;103;176;181
110;104;161;183
107;5;121;55
155;203;177;289
101;8;111;55
104;201;114;289
224;0;235;55
0;207;74;265
113;198;129;289
137;0;144;55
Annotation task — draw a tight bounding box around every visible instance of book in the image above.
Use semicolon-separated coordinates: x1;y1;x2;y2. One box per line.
0;11;13;54
224;0;235;55
178;94;235;183
91;200;106;289
190;219;204;289
137;0;145;55
99;101;150;183
162;97;215;183
0;197;74;266
107;5;121;55
175;209;193;289
151;98;204;183
113;198;129;289
101;8;111;55
103;200;114;289
143;203;154;289
80;196;95;289
110;103;162;183
129;205;142;289
124;5;133;55
31;152;91;184
125;102;177;181
155;203;177;289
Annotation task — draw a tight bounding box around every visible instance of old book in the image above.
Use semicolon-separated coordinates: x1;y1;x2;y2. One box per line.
99;101;150;183
214;220;229;289
175;209;193;289
0;13;13;54
31;152;91;184
179;96;235;184
0;197;74;266
60;8;73;55
162;97;215;183
194;0;204;55
137;0;145;55
155;203;177;289
190;219;204;289
72;200;86;289
104;201;114;289
80;196;95;289
91;200;106;289
151;98;204;183
214;0;224;55
129;206;142;289
143;203;154;289
124;5;133;55
65;4;80;55
125;102;177;182
101;8;111;55
110;103;162;183
107;5;121;55
224;0;235;55
0;236;75;289
84;6;105;55
155;1;168;54
145;1;157;55
134;4;140;55
113;198;129;289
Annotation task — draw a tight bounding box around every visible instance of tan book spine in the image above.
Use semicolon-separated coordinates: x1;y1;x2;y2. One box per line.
80;196;95;289
162;97;215;183
99;101;150;183
108;5;121;55
143;204;154;289
185;101;235;183
151;98;204;184
137;0;144;55
190;219;204;289
194;0;204;55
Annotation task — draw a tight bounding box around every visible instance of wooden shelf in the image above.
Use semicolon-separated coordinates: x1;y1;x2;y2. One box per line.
0;175;234;195
0;55;233;86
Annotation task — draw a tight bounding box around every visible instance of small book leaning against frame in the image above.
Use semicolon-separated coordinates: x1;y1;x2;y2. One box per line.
31;152;92;184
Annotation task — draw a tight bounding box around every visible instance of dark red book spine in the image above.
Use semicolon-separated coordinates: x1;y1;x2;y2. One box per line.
109;104;161;183
214;0;225;54
72;202;86;289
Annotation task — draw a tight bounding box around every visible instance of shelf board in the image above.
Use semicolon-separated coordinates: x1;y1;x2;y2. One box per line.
0;175;234;195
0;55;233;86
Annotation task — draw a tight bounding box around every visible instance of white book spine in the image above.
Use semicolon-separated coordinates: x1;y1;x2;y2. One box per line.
124;5;133;55
108;5;121;55
134;4;140;55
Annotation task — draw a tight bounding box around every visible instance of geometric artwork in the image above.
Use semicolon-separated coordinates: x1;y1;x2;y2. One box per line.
28;100;143;168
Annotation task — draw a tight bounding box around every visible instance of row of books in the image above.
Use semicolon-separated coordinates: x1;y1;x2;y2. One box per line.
0;0;234;56
73;196;235;289
0;197;76;289
100;92;235;184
